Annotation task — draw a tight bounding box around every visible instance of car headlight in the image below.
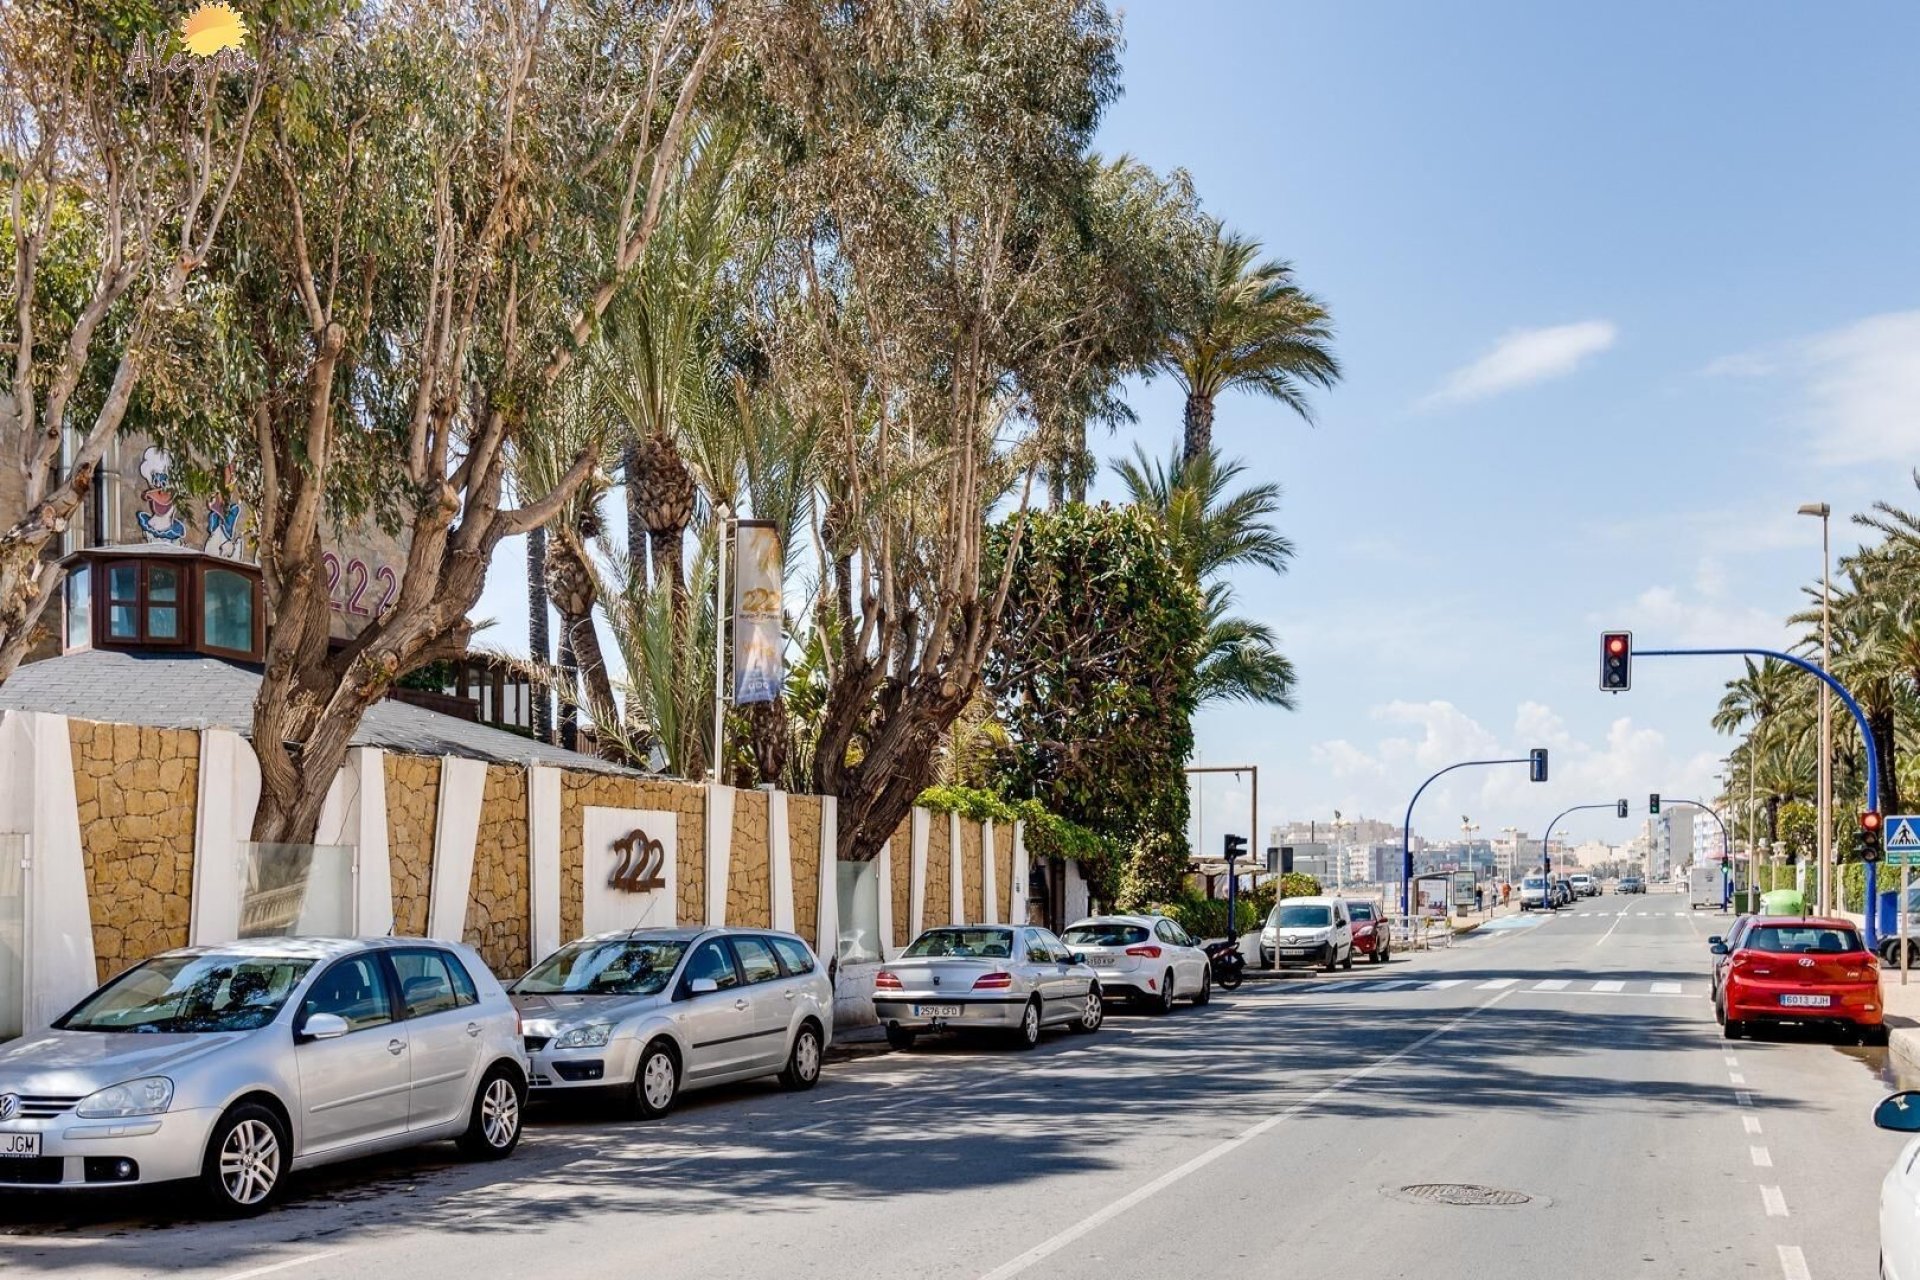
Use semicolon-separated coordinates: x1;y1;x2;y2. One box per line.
76;1076;173;1118
553;1023;614;1050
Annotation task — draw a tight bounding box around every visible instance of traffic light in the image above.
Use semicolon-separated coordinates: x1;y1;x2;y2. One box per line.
1863;811;1884;862
1223;833;1247;861
1529;748;1549;783
1617;800;1629;819
1600;631;1632;691
1650;793;1661;815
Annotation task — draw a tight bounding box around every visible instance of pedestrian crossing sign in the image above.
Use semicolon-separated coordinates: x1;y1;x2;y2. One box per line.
1889;816;1920;854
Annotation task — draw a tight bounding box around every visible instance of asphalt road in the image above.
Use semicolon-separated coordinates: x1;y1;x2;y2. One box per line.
3;891;1911;1280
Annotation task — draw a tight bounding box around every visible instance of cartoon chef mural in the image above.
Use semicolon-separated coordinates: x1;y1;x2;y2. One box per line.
135;447;188;543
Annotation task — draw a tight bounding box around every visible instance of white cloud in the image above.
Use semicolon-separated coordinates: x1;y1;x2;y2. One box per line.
1802;310;1920;466
1424;320;1617;406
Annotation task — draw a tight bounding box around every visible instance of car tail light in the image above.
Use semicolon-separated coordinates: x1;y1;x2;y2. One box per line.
874;970;903;991
1125;945;1163;958
973;972;1014;990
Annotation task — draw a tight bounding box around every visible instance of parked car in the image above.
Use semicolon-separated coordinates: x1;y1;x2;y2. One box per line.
1570;874;1598;898
512;927;831;1120
1713;917;1884;1044
1706;916;1754;1002
1617;875;1646;895
1875;1090;1920;1280
1259;897;1355;971
0;937;526;1213
1344;899;1392;964
1519;875;1550;911
1551;877;1575;907
872;925;1102;1050
1060;915;1210;1011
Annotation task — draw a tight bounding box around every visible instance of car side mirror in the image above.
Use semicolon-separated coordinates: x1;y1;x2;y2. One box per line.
1707;936;1724;946
1070;952;1086;966
1876;1092;1920;1132
688;977;719;995
1709;942;1729;956
299;1012;350;1042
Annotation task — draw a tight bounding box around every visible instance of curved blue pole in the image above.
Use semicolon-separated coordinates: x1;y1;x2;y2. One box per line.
1663;799;1732;908
1401;757;1528;915
1639;646;1883;944
1537;803;1625;906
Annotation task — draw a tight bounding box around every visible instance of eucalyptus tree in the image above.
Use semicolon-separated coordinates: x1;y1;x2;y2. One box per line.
1155;224;1341;466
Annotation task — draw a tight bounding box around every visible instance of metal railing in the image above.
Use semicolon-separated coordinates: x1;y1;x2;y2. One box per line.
1385;913;1455;951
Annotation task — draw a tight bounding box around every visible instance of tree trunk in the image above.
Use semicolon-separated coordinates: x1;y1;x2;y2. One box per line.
557;629;579;753
744;697;789;788
546;533;620;756
527;526;552;743
1181;392;1215;466
624;438;648;584
1873;705;1901;817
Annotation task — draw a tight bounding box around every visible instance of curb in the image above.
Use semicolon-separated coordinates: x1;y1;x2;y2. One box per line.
1890;1021;1920;1075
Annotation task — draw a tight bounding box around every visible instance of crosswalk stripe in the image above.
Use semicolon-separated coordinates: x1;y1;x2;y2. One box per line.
1533;978;1570;991
1425;979;1466;989
1369;981;1419;991
1593;980;1625;992
1651;981;1683;995
1313;982;1362;992
1476;978;1518;990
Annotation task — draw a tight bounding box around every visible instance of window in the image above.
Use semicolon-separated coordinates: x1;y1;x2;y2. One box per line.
300;956;393;1032
730;937;782;985
1034;929;1071;962
203;568;255;653
904;928;1013;959
1271;904;1332;929
64;566;91;651
1350;903;1376;922
106;563;140;640
683;940;740;992
445;954;480;1006
390;949;463;1018
516;939;689;996
146;564;179;639
1062;923;1148;947
57;954;314;1034
769;937;815;977
1154;920;1179;945
1746;926;1863;955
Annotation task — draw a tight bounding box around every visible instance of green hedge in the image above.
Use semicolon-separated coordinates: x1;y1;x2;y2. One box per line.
915;785;1124;892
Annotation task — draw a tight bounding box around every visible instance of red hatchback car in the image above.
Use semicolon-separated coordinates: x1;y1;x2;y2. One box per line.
1714;916;1884;1044
1344;899;1392;964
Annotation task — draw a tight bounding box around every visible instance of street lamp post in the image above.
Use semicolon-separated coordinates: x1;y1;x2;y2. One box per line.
1799;502;1833;914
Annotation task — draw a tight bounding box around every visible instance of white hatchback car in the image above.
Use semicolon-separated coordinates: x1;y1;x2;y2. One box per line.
1060;915;1211;1011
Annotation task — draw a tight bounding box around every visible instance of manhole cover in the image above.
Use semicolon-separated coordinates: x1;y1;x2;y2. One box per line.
1398;1183;1533;1207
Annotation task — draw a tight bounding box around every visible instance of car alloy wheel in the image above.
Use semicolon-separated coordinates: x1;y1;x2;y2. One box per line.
633;1039;681;1118
1074;986;1104;1033
1014;999;1042;1049
1153;972;1176;1014
780;1024;823;1089
458;1067;525;1159
202;1103;286;1215
1193;968;1211;1006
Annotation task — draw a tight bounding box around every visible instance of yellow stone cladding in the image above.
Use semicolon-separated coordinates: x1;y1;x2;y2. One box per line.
384;754;440;937
787;795;822;947
923;812;951;930
69;720;198;982
994;823;1014;924
463;765;530;977
727;789;771;928
889;815;912;950
960;820;984;922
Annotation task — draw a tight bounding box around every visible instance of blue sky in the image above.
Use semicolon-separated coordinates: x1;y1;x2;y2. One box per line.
477;1;1920;851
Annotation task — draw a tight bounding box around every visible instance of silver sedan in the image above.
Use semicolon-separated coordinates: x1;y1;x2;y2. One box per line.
871;925;1103;1050
512;927;833;1119
0;937;527;1214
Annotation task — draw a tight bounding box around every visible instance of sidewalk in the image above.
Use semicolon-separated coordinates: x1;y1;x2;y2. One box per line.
1881;970;1920;1072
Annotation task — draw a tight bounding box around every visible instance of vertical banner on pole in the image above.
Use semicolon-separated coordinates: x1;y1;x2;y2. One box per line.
733;520;784;705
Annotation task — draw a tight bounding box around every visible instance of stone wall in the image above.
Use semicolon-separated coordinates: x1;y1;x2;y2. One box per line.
463;765;530;977
727;789;771;928
69;722;198;982
960;820;983;923
555;775;707;940
994;823;1013;924
385;754;441;937
788;795;821;947
924;813;951;930
889;820;912;950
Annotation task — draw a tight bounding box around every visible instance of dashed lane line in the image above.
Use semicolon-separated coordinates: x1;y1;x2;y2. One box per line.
1651;981;1684;995
1751;1146;1773;1167
1761;1185;1789;1217
1744;1115;1763;1135
1778;1245;1811;1280
213;1253;348;1280
1730;1072;1747;1085
1476;978;1518;990
1593;980;1625;992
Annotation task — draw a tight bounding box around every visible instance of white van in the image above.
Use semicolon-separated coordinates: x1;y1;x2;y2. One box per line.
1570;874;1597;898
1259;896;1355;971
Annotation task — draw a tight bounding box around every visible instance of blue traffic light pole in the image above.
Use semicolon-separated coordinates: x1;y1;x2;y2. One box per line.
1635;647;1883;946
1658;798;1734;908
1401;756;1539;916
1538;803;1628;905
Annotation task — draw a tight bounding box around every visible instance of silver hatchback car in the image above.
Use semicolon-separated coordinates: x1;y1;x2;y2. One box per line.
511;927;833;1119
872;925;1103;1050
0;937;527;1214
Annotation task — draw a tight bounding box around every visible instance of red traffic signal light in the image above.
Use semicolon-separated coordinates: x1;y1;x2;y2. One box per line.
1863;811;1884;833
1863;811;1884;862
1600;631;1632;691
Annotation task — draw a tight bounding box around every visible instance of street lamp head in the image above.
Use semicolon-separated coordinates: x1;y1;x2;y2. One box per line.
1797;502;1831;518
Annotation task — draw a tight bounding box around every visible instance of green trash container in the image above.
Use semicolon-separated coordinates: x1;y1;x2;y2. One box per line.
1731;889;1757;913
1759;888;1805;916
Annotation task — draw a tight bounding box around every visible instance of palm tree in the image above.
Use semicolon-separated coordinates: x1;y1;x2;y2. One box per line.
1154;222;1341;466
1114;444;1297;709
1713;656;1813;845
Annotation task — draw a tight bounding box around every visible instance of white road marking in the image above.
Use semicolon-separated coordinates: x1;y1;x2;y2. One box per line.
1778;1244;1811;1280
1751;1146;1773;1167
1737;1091;1755;1107
1593;980;1625;992
1533;978;1570;991
1425;979;1466;989
974;992;1514;1280
1596;912;1629;945
1477;978;1518;990
1744;1115;1763;1135
1761;1185;1789;1217
1651;981;1684;994
214;1253;348;1280
1724;1055;1739;1066
1369;981;1419;991
1729;1072;1747;1085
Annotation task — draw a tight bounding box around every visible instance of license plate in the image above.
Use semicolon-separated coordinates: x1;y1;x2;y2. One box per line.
1090;955;1117;966
914;1004;962;1019
1780;993;1832;1008
0;1132;40;1158
1280;949;1308;957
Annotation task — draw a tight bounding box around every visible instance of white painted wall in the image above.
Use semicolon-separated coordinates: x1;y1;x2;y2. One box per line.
705;784;735;926
982;821;999;924
527;767;562;960
908;808;928;939
426;756;488;942
768;790;794;932
190;727;259;946
581;806;677;936
876;840;896;959
0;712;96;1032
815;795;839;964
949;810;965;926
1011;819;1029;925
313;747;393;936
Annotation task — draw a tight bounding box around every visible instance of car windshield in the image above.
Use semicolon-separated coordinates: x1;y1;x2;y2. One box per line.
515;938;689;996
57;953;315;1033
1272;905;1331;928
1062;923;1149;947
1745;926;1862;955
1348;904;1376;921
1523;877;1545;890
904;928;1013;959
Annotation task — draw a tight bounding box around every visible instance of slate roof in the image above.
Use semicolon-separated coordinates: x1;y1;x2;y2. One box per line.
0;648;632;774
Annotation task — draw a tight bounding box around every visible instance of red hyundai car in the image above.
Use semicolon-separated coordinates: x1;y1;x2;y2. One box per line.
1344;899;1392;964
1714;916;1884;1044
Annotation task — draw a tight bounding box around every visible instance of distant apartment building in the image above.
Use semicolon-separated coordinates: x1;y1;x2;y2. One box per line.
1645;810;1695;881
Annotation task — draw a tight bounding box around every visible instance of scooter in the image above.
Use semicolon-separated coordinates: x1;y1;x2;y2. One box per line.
1203;938;1245;991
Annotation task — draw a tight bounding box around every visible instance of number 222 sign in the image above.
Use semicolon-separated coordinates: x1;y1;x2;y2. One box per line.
610;829;667;894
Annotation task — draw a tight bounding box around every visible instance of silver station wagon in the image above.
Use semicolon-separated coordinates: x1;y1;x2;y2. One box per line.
872;925;1103;1050
511;927;833;1118
0;937;528;1214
